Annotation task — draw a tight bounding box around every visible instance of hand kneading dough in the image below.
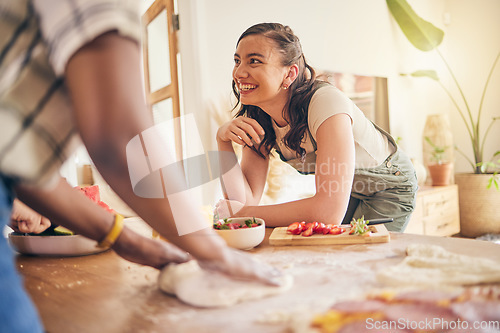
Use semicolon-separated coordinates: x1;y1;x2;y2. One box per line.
158;260;293;307
377;244;500;287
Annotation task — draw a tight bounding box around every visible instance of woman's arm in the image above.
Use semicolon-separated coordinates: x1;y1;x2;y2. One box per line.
225;113;355;227
216;117;270;206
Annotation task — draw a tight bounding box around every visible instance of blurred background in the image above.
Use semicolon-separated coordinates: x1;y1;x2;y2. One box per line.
63;0;500;210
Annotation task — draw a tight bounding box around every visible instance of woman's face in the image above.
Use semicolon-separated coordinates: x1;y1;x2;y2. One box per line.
233;34;290;110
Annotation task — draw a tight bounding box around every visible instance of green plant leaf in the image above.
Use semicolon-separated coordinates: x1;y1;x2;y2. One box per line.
387;0;444;52
411;70;440;81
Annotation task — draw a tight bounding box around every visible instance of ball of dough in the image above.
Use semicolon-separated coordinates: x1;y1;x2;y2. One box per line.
158;260;293;307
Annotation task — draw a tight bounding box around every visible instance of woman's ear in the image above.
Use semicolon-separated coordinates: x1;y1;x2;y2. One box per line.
285;64;299;87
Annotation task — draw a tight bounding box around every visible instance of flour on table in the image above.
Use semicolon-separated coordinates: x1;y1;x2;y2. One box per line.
158;260;293;307
377;244;500;287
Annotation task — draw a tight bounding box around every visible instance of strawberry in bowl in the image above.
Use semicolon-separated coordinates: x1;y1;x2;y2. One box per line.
213;217;265;250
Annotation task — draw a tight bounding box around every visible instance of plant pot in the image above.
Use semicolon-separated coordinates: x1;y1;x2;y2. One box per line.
423;114;455;183
427;163;453;186
455;173;500;238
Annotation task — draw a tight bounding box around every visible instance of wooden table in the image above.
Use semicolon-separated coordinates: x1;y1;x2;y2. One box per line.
15;220;500;333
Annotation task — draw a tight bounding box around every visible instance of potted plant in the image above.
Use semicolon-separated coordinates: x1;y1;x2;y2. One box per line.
424;136;452;186
386;0;500;237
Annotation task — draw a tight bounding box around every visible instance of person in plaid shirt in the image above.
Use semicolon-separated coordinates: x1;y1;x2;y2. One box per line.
0;2;282;332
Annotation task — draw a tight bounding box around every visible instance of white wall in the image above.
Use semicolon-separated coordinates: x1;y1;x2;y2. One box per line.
177;0;500;177
440;0;500;172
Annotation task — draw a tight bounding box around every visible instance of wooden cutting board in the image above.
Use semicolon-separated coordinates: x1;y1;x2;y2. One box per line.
269;224;390;246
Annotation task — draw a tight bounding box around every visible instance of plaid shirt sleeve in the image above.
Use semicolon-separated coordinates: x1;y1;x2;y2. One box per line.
32;0;141;76
0;0;141;187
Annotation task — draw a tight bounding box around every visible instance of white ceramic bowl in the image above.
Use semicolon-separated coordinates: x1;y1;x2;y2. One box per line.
8;233;107;257
214;217;265;250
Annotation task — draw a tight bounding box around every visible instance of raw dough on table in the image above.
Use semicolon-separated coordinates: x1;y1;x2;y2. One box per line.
377;244;500;287
158;260;293;307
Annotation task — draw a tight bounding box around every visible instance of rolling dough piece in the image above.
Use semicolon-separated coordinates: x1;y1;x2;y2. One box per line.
158;260;293;307
377;244;500;287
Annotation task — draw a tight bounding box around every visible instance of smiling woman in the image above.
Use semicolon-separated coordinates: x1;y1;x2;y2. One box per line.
215;23;418;232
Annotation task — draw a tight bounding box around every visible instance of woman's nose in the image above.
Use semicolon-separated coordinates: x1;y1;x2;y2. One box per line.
234;64;249;79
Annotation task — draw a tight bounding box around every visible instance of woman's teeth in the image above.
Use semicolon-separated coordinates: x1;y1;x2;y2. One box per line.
239;84;256;91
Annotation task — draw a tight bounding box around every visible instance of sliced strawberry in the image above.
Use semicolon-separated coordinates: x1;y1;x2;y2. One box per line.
314;222;325;234
322;224;333;234
287;222;303;235
305;222;318;232
330;226;344;235
302;227;314;237
228;223;241;230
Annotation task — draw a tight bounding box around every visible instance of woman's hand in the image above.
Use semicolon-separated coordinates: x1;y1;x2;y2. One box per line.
198;247;284;286
214;199;245;219
217;116;265;147
10;199;51;234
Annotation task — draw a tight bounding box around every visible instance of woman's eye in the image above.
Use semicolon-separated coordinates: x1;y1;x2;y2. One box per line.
234;58;240;65
250;58;261;64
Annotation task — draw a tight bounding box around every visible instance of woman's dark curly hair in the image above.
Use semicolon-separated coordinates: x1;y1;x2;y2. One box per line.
232;23;327;159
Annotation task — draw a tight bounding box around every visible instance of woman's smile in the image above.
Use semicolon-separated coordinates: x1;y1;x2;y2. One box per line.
237;82;258;94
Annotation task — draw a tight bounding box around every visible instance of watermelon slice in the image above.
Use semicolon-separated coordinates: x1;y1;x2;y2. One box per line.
76;185;100;203
97;200;114;213
75;185;114;213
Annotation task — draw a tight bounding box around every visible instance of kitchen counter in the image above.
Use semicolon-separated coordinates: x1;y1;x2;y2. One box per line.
15;218;500;333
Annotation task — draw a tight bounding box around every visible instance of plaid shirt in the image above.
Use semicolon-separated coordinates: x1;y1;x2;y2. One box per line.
0;0;141;187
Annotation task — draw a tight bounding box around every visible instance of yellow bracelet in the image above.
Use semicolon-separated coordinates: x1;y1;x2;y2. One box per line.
97;214;124;248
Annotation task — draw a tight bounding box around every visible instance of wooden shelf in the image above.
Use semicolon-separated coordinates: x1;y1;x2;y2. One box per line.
405;184;460;236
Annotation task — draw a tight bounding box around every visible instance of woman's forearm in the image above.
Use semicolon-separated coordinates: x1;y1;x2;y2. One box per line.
234;193;348;227
217;139;254;205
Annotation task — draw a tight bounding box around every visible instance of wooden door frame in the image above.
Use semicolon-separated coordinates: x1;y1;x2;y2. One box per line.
141;0;183;160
